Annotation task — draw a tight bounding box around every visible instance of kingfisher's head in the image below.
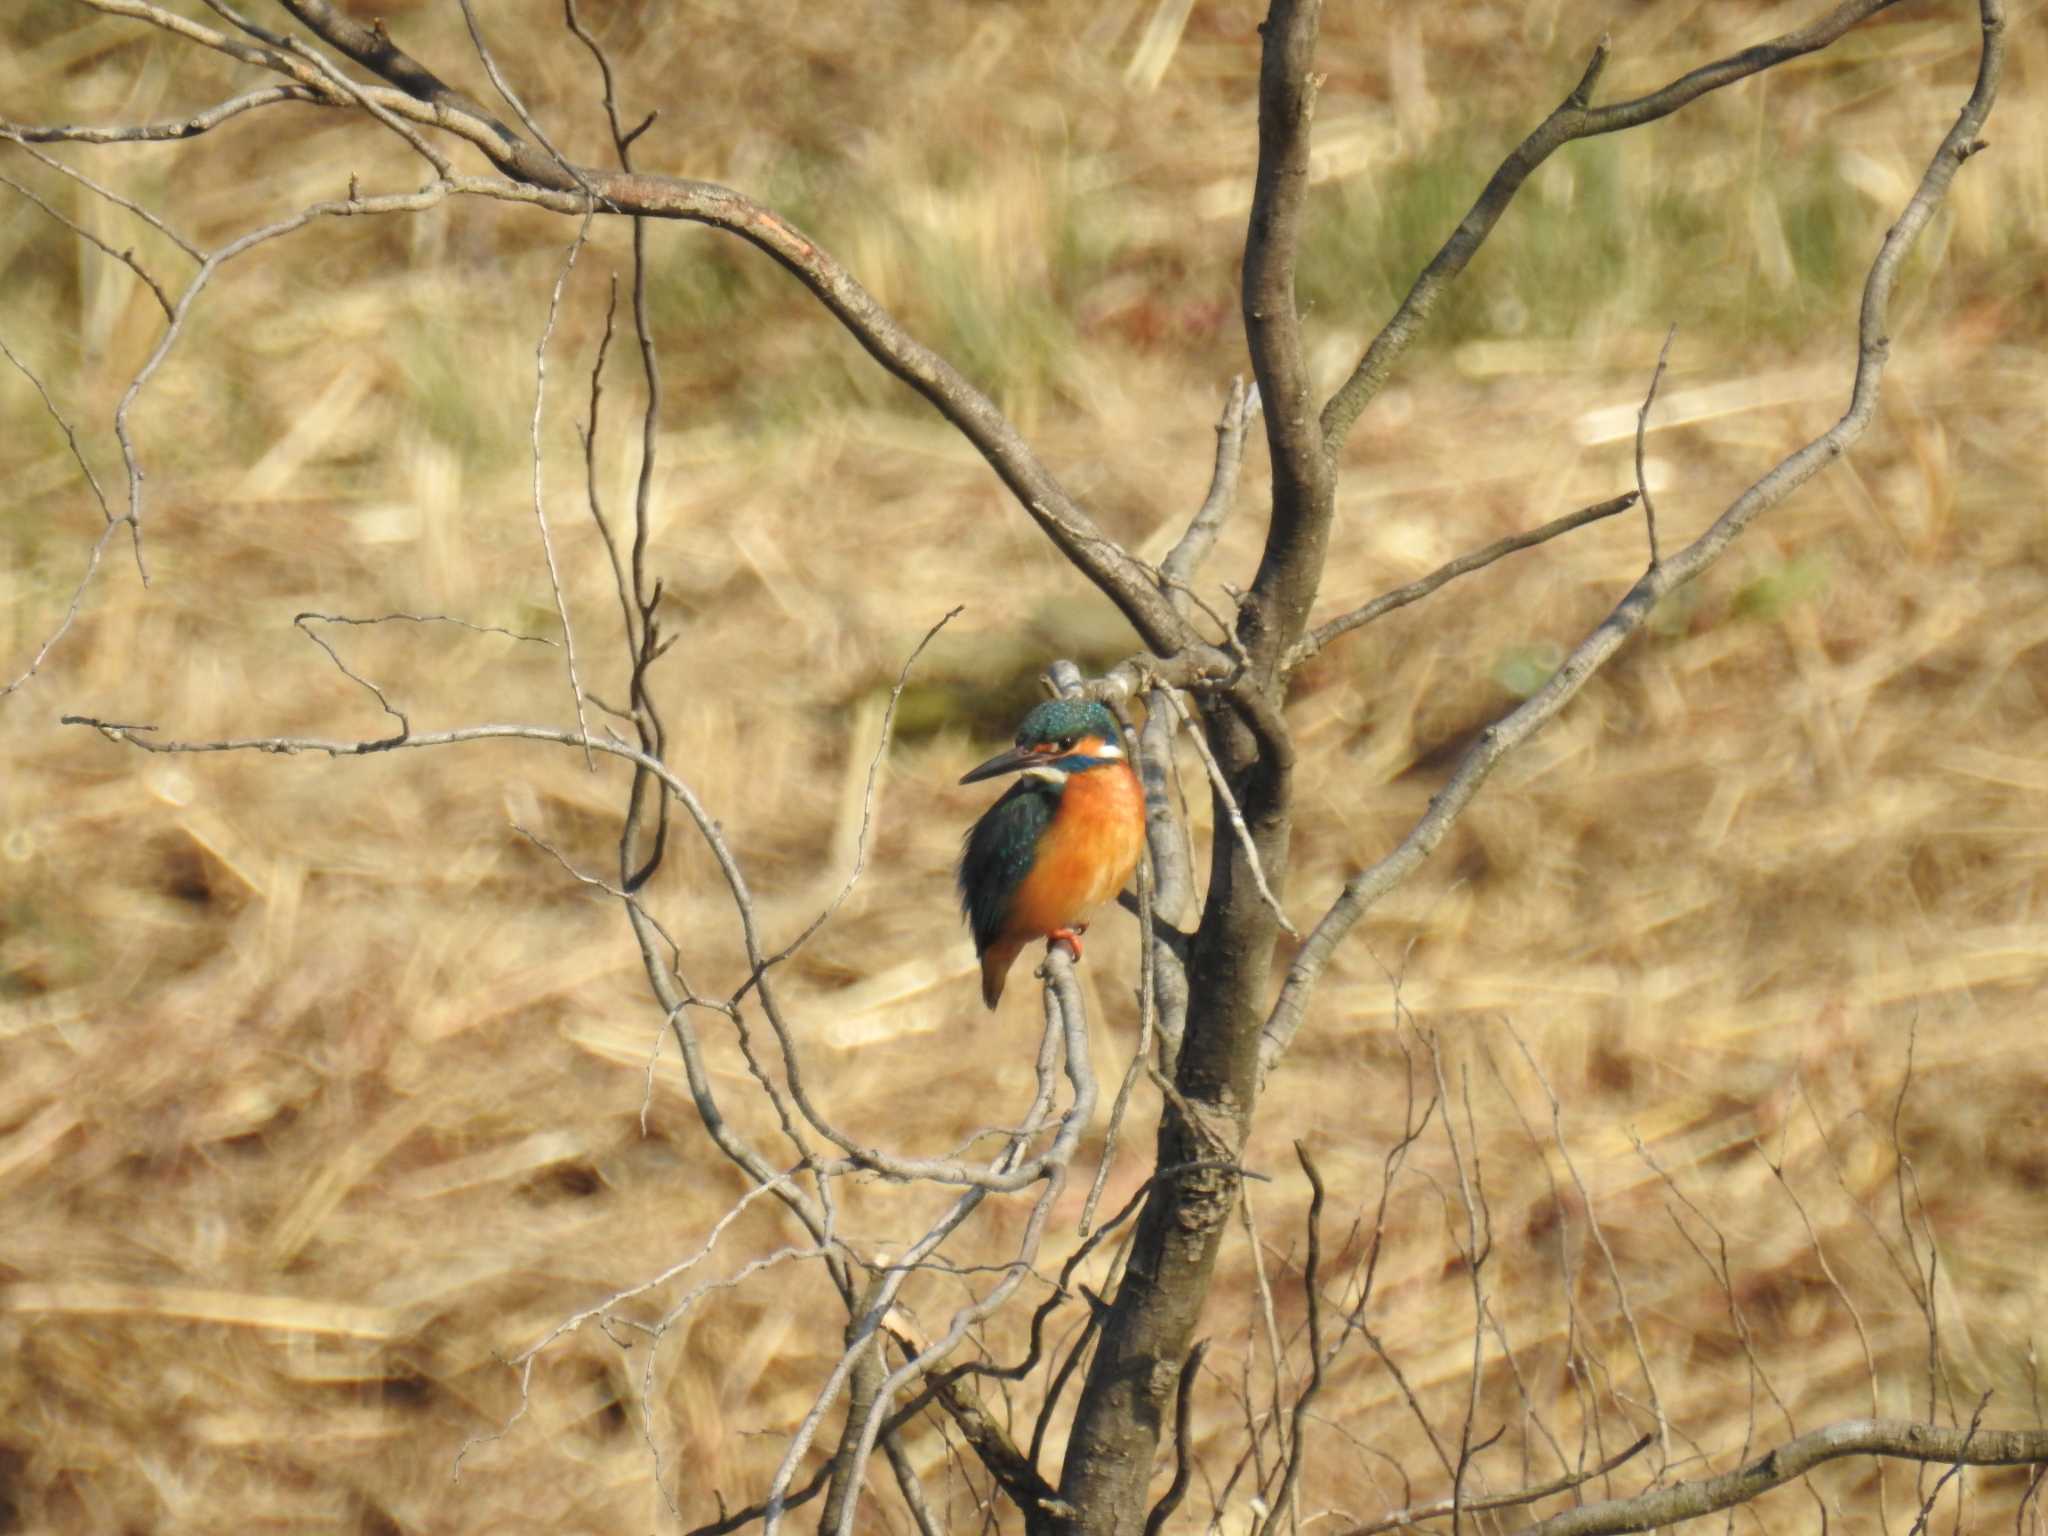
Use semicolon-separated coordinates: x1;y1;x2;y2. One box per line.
960;698;1124;786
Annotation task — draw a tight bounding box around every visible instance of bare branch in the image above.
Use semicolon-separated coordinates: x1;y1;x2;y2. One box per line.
1520;1417;2048;1536
1;334;120;700
457;0;595;199
1501;1025;1668;1468
1240;0;1331;662
750;608;963;980
1161;378;1262;598
1237;1188;1291;1501
1632;329;1677;566
1433;1051;1497;1536
1263;0;2004;1058
106;181;467;582
1156;690;1296;937
43;0;1190;652
252;0;1190;653
576;277;638;646
291;614;408;740
1908;1392;1991;1536
70;0;301;74
0;130;203;260
1630;1131;1797;1498
561;0;630;155
822;1278;895;1536
1759;1136;1886;1516
2;523;122;703
270;0;537;165
2;85;322;146
56;714;936;1196
0;336;110;527
278;29;457;177
816;981;1090;1536
1264;1144;1326;1536
1285;492;1638;672
1339;1436;1654;1536
894;1334;1065;1527
678;1466;832;1536
0;171;175;319
294;610;557;645
529;217;598;767
283;611;560;746
1319;0;1913;457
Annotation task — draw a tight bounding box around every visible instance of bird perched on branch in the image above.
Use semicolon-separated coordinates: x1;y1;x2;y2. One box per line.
957;698;1146;1009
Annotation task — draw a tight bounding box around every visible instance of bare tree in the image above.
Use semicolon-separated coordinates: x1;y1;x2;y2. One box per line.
4;1;2026;1534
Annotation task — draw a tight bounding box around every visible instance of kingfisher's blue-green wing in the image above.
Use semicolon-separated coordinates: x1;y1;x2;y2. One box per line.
958;777;1059;954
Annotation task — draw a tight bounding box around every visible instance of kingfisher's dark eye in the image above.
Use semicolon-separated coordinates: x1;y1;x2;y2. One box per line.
1057;735;1077;752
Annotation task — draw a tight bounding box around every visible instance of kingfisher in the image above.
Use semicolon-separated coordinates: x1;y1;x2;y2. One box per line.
957;697;1147;1010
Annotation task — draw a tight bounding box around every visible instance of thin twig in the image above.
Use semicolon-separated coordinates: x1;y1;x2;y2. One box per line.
1287;493;1637;670
1504;1026;1669;1469
295;610;556;644
1909;1391;1990;1536
1338;1436;1654;1536
292;613;408;740
1157;688;1297;937
530;215;599;768
0;129;204;259
1239;1186;1292;1505
1756;1134;1888;1527
454;1173;812;1474
576;277;637;647
457;0;603;204
0;333;117;699
1265;1144;1327;1536
1634;327;1677;567
747;608;963;985
2;523;121;701
0;171;175;318
1161;377;1261;596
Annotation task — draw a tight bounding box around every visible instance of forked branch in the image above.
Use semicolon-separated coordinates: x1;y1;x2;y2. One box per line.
1520;1418;2047;1536
1318;0;1915;459
1263;0;2004;1070
26;0;1194;658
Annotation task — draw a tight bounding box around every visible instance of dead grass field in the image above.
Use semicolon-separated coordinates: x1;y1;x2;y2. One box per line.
4;1;2047;1531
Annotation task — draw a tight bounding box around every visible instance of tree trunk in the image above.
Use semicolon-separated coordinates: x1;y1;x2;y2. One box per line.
1057;709;1289;1535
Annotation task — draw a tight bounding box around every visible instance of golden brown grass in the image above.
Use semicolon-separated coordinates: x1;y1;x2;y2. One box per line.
3;1;2047;1531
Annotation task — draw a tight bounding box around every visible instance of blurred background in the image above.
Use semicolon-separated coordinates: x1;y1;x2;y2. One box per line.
3;1;2045;1530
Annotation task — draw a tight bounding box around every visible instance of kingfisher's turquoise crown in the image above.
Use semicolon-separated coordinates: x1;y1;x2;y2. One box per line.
1013;698;1117;749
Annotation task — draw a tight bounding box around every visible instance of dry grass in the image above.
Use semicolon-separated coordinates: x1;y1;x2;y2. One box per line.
3;0;2047;1531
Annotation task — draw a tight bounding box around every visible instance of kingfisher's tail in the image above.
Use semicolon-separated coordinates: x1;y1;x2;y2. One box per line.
979;938;1024;1010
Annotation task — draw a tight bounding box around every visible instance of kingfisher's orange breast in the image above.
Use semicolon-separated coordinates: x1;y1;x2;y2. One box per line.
1000;763;1146;941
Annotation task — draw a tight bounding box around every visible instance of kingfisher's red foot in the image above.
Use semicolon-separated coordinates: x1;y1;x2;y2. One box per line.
1048;925;1088;961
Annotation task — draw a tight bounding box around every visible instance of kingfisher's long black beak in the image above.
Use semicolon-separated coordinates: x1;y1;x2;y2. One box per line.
960;743;1041;785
